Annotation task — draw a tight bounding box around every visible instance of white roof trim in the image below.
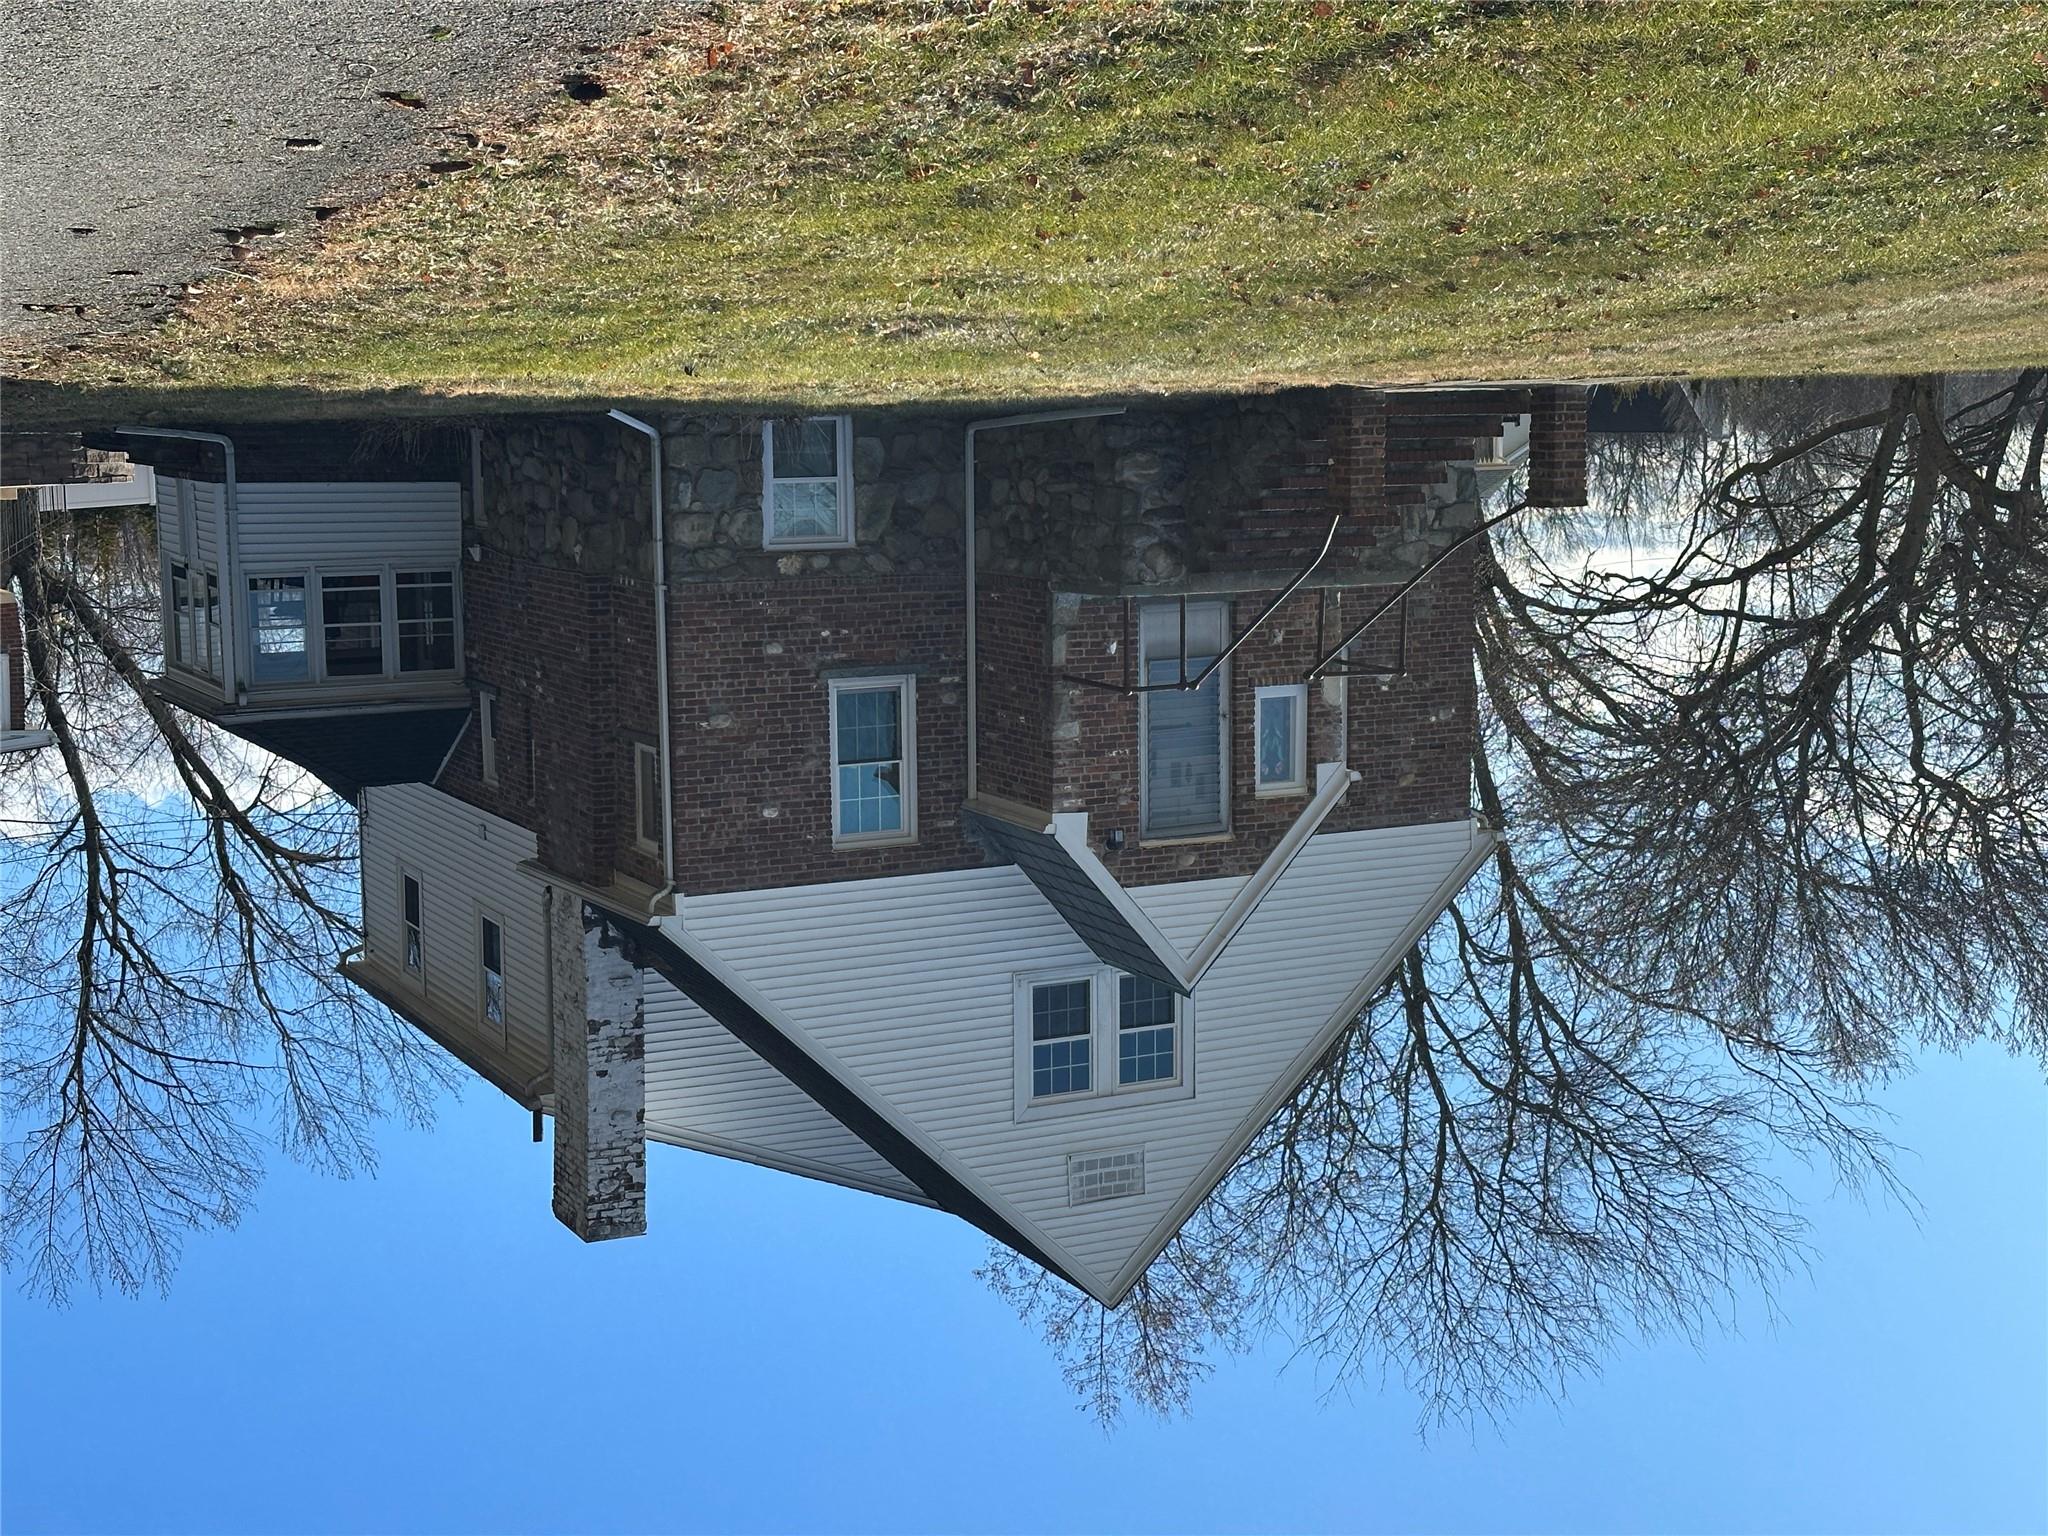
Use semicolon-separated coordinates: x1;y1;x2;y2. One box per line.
1045;761;1361;992
1100;818;1498;1305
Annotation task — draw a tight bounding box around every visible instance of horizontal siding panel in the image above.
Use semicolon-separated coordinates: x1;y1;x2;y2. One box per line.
359;784;549;1089
644;981;923;1201
238;482;460;570
680;821;1485;1291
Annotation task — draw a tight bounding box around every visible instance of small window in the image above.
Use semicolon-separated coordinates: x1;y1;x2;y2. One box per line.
1255;684;1308;795
396;571;456;673
1030;979;1093;1100
167;564;190;669
203;573;221;680
763;415;853;548
479;915;505;1029
479;691;498;787
248;576;309;683
402;874;423;976
322;574;385;678
1118;975;1178;1086
829;676;916;845
634;741;663;855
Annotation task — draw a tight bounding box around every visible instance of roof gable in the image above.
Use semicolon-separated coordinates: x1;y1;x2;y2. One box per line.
660;820;1493;1305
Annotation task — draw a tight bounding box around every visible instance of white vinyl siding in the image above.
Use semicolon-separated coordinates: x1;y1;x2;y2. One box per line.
642;980;928;1204
667;819;1490;1297
358;784;549;1088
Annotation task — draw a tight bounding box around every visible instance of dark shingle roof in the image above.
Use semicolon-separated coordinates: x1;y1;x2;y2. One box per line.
220;706;469;802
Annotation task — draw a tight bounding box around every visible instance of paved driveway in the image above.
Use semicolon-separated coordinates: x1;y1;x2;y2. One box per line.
2;0;667;345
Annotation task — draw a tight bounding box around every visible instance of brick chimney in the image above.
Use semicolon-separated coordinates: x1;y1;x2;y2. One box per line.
1527;385;1590;508
548;895;647;1242
1327;386;1388;528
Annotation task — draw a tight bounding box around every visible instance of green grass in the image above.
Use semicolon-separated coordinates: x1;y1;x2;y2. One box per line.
14;0;2048;411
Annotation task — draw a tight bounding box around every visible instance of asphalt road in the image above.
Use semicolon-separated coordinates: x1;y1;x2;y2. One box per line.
2;0;668;346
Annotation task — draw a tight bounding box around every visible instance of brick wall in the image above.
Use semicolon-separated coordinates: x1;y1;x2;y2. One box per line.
1527;385;1590;508
1327;386;1389;529
669;573;978;894
974;572;1055;809
439;548;660;889
2;593;25;733
1049;573;1474;885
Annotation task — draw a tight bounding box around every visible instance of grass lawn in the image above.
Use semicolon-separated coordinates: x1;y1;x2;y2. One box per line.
12;0;2048;413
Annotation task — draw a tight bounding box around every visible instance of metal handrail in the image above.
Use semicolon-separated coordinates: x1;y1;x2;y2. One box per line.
1060;509;1345;695
1304;500;1525;681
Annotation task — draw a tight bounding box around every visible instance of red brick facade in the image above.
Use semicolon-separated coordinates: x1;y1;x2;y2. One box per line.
973;572;1056;811
1527;385;1590;508
439;551;661;890
668;573;974;894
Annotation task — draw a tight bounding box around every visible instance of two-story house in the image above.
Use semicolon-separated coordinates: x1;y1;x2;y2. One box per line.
127;386;1588;1305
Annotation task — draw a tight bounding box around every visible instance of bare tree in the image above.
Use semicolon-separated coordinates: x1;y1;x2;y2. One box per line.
2;502;449;1302
993;371;2043;1426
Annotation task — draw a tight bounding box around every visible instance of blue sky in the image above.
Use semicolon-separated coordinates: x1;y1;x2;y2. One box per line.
5;1039;2043;1536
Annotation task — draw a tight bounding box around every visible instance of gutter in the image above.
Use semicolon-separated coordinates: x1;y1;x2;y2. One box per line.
962;405;1126;802
606;410;677;907
115;427;239;705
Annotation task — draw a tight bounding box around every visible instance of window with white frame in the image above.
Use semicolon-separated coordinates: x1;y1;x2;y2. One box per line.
1117;974;1179;1085
321;574;384;678
763;415;854;548
396;571;456;672
1139;600;1230;838
479;915;505;1030
1029;977;1094;1100
247;576;309;683
633;741;663;856
829;675;916;845
1254;683;1308;794
401;872;423;976
245;568;458;686
1019;969;1189;1110
168;564;191;670
479;690;498;786
166;565;223;681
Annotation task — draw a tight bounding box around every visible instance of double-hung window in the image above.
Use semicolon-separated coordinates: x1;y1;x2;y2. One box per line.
829;676;916;846
1254;683;1308;795
402;873;424;976
1139;600;1230;838
321;574;384;678
168;564;191;670
1117;975;1179;1085
763;415;854;548
479;915;505;1030
396;571;456;672
248;576;310;682
633;741;663;856
1029;978;1094;1100
1020;969;1189;1110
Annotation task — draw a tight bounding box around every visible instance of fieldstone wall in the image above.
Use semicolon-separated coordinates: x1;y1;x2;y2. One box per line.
658;412;965;581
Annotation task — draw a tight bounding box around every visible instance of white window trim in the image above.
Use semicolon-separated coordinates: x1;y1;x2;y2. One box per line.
476;907;508;1040
1137;599;1232;842
478;690;499;787
1014;966;1194;1121
828;673;918;849
1254;682;1310;797
399;866;425;983
633;740;663;857
241;563;463;689
762;414;855;550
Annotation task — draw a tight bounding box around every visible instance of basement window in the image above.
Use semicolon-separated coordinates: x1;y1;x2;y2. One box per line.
479;915;505;1031
763;415;854;548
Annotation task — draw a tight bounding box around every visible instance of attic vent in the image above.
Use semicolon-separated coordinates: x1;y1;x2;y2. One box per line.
1067;1148;1145;1207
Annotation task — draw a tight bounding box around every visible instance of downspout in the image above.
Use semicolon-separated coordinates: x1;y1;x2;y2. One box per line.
116;426;238;704
606;410;676;908
963;405;1126;803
